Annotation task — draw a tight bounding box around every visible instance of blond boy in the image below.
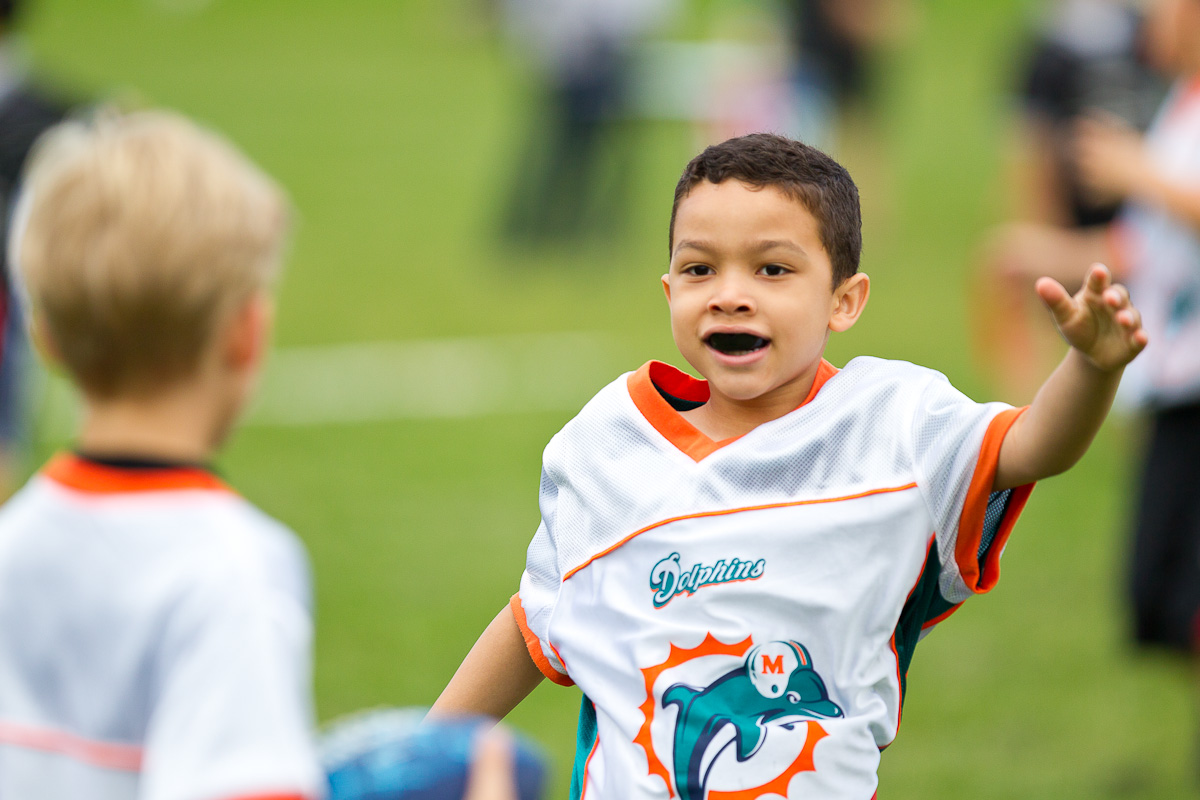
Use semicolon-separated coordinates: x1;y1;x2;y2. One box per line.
0;111;323;800
434;133;1147;799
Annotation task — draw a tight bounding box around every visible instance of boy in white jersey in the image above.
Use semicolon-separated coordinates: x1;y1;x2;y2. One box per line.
433;133;1148;799
0;111;323;800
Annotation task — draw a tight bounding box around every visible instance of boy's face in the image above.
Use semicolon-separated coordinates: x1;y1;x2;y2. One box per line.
663;180;864;413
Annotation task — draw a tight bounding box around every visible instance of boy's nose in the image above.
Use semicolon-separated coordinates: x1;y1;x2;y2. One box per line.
708;275;756;314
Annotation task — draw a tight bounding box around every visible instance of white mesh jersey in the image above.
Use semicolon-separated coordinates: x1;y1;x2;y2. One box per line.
1115;76;1200;409
0;454;324;800
513;358;1033;800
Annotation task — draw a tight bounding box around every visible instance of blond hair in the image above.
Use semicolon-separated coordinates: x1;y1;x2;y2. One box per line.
13;110;289;398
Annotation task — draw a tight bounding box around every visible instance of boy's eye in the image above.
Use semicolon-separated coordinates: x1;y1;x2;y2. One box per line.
683;264;714;276
760;264;790;277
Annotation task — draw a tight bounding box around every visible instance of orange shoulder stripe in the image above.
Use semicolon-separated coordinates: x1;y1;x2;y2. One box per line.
509;594;574;687
954;408;1035;593
563;482;918;582
42;453;231;495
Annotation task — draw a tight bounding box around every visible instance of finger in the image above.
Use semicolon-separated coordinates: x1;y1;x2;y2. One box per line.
1035;276;1075;323
1115;298;1143;327
1084;263;1111;296
464;728;517;800
1103;283;1130;309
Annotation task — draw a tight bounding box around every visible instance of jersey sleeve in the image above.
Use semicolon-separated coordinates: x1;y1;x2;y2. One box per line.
512;466;574;687
139;540;323;800
909;373;1035;610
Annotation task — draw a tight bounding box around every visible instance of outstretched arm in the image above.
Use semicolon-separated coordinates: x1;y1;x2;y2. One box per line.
994;264;1148;490
431;605;545;720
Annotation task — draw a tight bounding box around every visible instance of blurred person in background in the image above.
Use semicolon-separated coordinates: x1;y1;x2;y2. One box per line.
974;0;1162;400
497;0;676;245
783;0;913;150
4;107;537;800
0;0;69;499
977;0;1200;774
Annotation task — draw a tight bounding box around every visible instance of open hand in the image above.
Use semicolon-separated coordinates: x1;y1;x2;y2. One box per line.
1036;263;1148;371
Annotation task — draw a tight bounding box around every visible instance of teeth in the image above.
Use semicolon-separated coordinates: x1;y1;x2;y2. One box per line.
707;333;768;354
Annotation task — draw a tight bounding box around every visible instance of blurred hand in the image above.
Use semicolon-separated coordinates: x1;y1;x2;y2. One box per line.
1036;263;1148;371
984;222;1094;288
464;728;518;800
1073;113;1150;204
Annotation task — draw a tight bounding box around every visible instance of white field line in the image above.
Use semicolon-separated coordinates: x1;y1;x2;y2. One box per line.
36;332;623;434
248;331;621;425
36;331;619;431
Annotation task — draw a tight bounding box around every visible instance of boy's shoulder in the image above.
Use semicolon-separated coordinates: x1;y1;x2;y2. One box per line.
562;356;953;423
545;356;963;465
0;455;310;604
831;354;954;388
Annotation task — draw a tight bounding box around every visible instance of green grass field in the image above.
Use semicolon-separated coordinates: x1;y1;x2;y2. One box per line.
18;0;1199;797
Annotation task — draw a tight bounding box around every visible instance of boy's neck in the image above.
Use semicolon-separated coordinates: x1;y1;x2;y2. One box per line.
77;380;231;465
680;372;819;441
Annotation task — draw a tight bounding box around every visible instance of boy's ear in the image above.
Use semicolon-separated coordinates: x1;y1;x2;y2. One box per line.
224;291;274;373
661;273;671;302
829;273;870;333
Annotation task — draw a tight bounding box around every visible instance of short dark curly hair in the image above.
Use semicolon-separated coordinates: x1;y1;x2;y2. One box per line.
669;133;862;287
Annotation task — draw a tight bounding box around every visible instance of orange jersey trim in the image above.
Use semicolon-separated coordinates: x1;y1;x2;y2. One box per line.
884;533;936;748
578;733;601;800
562;483;919;583
920;602;964;631
42;453;231;495
626;359;839;463
0;719;143;771
509;594;574;687
955;408;1035;593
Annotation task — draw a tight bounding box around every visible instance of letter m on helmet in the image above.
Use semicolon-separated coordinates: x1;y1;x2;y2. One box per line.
761;654;784;674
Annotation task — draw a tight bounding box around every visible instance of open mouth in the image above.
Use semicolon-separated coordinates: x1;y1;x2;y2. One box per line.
706;332;770;356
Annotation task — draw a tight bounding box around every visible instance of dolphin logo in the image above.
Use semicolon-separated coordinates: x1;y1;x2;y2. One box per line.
661;641;842;800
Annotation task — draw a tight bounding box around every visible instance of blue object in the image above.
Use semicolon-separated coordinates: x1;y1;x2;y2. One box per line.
321;707;547;800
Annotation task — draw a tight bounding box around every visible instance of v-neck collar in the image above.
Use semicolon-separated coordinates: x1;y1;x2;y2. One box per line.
626;359;838;462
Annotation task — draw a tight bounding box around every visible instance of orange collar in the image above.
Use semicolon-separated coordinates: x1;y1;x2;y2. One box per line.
626;359;838;462
42;453;231;495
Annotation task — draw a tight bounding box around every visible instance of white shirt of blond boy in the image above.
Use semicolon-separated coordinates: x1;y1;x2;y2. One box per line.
514;356;1029;800
0;455;324;800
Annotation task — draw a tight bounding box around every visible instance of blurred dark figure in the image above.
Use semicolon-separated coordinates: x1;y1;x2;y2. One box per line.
974;0;1200;776
498;0;675;245
1013;0;1163;228
974;0;1164;401
0;0;70;497
784;0;912;149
